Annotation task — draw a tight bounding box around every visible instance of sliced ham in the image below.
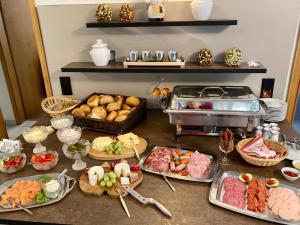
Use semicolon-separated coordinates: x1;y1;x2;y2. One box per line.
222;177;246;209
187;151;211;178
144;147;172;173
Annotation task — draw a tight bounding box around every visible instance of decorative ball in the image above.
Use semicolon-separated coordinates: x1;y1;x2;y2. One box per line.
95;4;112;23
196;48;213;66
224;47;242;67
119;4;134;22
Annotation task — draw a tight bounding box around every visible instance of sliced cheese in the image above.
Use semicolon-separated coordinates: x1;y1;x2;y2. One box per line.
117;132;140;148
120;177;130;185
92;137;113;152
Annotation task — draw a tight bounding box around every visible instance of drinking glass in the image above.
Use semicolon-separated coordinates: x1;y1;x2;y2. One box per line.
219;137;234;166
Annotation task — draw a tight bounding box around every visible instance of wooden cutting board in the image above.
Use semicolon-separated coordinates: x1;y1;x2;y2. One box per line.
88;137;147;160
79;170;143;198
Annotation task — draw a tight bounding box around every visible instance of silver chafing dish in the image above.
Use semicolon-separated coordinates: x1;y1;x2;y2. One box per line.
164;86;266;136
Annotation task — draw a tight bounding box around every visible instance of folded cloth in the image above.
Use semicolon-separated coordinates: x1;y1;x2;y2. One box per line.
240;135;277;159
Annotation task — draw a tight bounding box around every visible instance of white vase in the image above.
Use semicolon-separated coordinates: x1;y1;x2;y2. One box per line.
191;0;214;21
89;39;111;66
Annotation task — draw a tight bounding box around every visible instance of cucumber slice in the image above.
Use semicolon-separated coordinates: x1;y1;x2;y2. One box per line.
266;178;280;188
239;173;253;183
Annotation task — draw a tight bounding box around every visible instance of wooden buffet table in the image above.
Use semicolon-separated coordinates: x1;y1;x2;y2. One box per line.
0;110;299;225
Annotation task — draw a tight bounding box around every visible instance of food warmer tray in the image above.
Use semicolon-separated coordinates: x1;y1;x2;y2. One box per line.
139;146;219;183
0;173;76;212
164;86;266;136
209;170;300;225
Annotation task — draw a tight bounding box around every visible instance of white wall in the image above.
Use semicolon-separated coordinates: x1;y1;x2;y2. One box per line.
0;62;15;123
37;0;300;108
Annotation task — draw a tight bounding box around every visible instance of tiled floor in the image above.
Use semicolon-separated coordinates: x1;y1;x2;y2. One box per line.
6;120;37;139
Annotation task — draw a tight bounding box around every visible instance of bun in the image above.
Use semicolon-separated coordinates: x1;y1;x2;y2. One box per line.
79;104;91;115
87;95;99;107
106;111;117;121
106;102;121;112
92;106;107;120
115;115;128;122
72;108;85;117
125;96;140;107
100;95;114;105
118;110;131;116
122;104;131;110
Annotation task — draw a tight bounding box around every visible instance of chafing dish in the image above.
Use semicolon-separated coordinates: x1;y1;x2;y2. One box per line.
164;86;265;136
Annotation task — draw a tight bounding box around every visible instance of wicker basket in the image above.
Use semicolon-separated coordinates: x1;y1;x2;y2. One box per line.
236;138;288;167
41;96;80;118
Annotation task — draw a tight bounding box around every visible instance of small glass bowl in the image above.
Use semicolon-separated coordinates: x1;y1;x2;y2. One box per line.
31;150;59;171
0;153;26;173
0;139;23;156
50;115;73;130
57;126;81;145
23;126;48;144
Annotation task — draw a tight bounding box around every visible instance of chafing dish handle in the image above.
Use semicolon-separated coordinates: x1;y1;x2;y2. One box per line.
197;87;227;97
259;99;269;112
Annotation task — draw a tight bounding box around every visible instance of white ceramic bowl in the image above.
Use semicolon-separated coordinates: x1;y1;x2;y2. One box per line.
292;160;300;170
281;167;300;181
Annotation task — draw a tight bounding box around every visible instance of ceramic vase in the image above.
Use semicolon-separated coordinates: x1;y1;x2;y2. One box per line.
191;0;214;21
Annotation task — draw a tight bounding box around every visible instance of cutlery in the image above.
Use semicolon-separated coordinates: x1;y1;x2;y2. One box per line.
7;198;33;215
57;168;68;180
124;186;172;217
115;184;130;218
160;172;176;192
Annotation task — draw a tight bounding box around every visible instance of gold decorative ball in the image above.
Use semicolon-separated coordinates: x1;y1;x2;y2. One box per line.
196;48;213;66
224;47;242;67
95;4;112;23
119;4;134;22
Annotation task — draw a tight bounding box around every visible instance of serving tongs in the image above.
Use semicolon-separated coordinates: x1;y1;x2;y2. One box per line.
115;184;130;218
4;198;33;215
123;185;172;218
160;172;176;192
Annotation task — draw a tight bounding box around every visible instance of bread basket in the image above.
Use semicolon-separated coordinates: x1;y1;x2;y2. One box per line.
236;138;288;167
41;96;80;118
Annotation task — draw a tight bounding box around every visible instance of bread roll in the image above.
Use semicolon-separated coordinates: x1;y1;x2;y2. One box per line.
125;96;140;107
79;104;91;115
122;103;131;110
118;110;131;116
115;95;124;105
106;111;117;121
92;106;107;120
87;95;100;107
100;95;114;105
115;115;128;122
72;108;85;117
106;102;121;112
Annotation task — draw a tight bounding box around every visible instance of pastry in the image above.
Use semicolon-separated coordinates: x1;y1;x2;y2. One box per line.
100;95;114;105
87;95;100;107
79;104;91;115
92;106;107;120
118;110;131;116
106;102;121;112
106;111;117;121
72;108;85;117
131;107;137;112
122;103;131;110
115;115;127;122
125;96;140;107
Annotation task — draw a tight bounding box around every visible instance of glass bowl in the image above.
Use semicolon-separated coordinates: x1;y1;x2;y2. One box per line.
0;153;26;173
23;126;49;154
50;115;73;130
0;139;23;156
57;126;81;145
31;150;59;171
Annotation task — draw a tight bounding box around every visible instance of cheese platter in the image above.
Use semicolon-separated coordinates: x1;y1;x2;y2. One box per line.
209;170;300;225
139;146;218;182
88;133;147;160
79;161;143;198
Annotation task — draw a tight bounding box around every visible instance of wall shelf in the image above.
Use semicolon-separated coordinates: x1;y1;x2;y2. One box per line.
61;62;267;73
86;19;238;28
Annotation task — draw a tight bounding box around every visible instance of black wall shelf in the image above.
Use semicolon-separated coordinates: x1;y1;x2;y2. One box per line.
86;19;238;28
61;62;267;74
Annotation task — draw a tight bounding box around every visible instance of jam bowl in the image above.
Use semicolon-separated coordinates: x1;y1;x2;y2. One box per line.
31;150;59;171
0;153;26;173
281;167;300;181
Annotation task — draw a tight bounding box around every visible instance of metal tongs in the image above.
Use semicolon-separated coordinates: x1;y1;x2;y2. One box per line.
123;185;172;218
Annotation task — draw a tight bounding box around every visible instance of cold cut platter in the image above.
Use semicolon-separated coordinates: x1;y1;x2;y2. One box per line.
0;173;76;212
209;170;300;225
139;146;218;182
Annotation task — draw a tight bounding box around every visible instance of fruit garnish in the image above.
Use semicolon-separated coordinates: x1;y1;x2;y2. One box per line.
239;173;253;183
130;163;140;171
152;87;161;96
266;178;280;188
84;167;90;174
